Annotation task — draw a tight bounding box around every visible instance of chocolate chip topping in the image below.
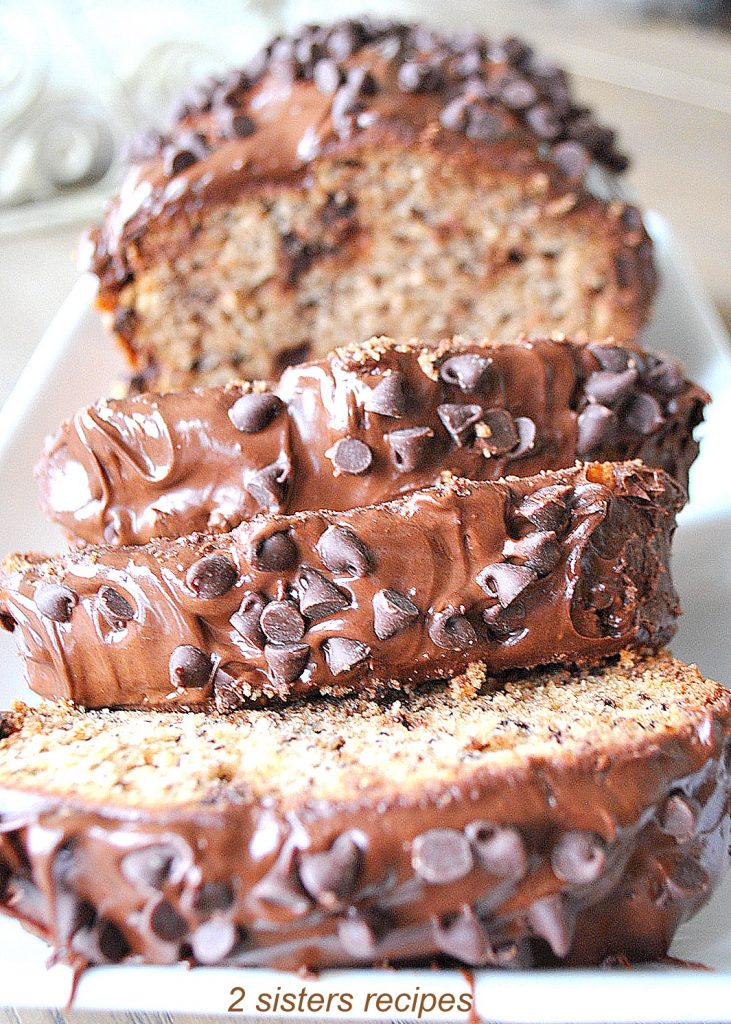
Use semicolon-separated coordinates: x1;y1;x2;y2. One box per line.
439;353;491;392
626;393;665;435
259;601;306;644
659;792;698;843
588;344;631;373
663;857;710;902
244;459;291;510
551;831;607;884
477;562;537;607
228;392;284;433
322;637;370;676
387;426;434;471
190;918;237;964
527;894;573;957
514;484;572;532
186;554;237;599
327;437;373;475
35;583;77;623
584;368;638;407
465;821;528;879
97;586;134;627
230;593;266;648
194;880;236;914
264;642;310;684
481;408;520;454
337;909;389;957
121;844;182;890
298;832;363;907
316;525;371;577
364;372;408;417
433;907;493;966
428;608;477;651
150;899;188;941
512;416;537;458
251;532;298;572
411;828;473;884
577;403;617;455
437;403;482;446
644;356;685;396
298;566;350;620
503;531;561;576
169;645;213;689
372;588;419;640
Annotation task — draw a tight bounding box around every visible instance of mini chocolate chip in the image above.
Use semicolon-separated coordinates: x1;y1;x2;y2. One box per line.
482;601;526;639
437;403;482;446
169;645;213;689
186;554;237;599
264;643;310;685
194;880;236;914
514;484;572;532
387;426;434;472
433;907;493;966
551;831;607;883
97;586;134;627
337;909;389;957
576;403;617;455
259;601;305;644
527;894;573;957
251;532;297;572
298;565;350;620
412;828;473;884
626;393;665;435
190;917;237;964
465;103;506;141
244;459;291;510
440;96;468;131
587;344;631;373
316;525;371;577
150;899;188;942
465;821;528;879
501;77;538;110
218;109;256;139
429;608;477;650
121;844;182;890
511;416;537;457
643;357;685;396
477;562;537;607
97;919;131;962
663;857;709;902
526;102;561;139
327;437;373;475
584;368;639;407
231;592;266;648
35;583;77;623
164;133;208;177
550;140;590;181
503;530;561;576
313;58;344;94
250;845;311;918
439;353;491;392
482;409;519;454
659;793;698;843
364;372;407;417
397;60;443;93
373;589;419;640
228;392;284;432
322;637;370;676
298;832;363;908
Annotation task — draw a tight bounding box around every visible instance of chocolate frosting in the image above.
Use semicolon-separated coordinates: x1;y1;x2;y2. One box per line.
86;19;637;306
1;462;683;710
36;336;706;548
0;656;729;973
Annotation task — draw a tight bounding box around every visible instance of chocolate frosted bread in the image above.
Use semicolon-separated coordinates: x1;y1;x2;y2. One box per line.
0;652;728;971
85;18;655;392
1;462;682;711
38;336;706;548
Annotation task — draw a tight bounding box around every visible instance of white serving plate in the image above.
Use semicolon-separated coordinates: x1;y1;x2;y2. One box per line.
0;212;730;1020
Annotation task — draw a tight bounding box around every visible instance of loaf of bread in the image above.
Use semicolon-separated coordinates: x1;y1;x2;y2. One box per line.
0;651;727;971
38;335;705;548
84;19;656;392
1;462;682;710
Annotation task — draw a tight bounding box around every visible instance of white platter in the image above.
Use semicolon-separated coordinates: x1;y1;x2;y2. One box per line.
0;212;730;1020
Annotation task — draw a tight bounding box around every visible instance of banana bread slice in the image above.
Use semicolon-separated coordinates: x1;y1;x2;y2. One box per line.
85;19;655;392
37;335;706;548
0;651;728;971
0;462;682;711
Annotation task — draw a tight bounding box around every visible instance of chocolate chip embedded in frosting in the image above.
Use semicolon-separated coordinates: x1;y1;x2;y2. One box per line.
643;356;685;396
663;857;710;902
465;821;528;879
259;601;305;644
527;894;573;958
322;637;370;676
626;393;665;435
169;645;213;689
327;437;373;475
514;484;572;532
551;831;607;884
230;592;266;648
411;828;473;884
373;588;419;640
121;844;183;890
587;344;631;373
251;532;298;572
97;586;134;627
387;426;434;472
316;525;371;577
338;909;390;957
163;132;208;177
481;409;520;455
298;832;363;908
437;403;482;446
194;881;236;915
658;792;698;843
264;642;310;684
511;416;537;458
503;530;561;576
477;562;537;608
313;58;345;94
149;898;188;942
577;403;617;455
439;353;491;392
432;907;493;966
244;459;291;510
217;108;256;140
228;392;284;433
584;368;638;407
190;918;237;964
35;582;77;623
429;608;477;650
186;554;237;599
298;566;350;620
364;371;407;417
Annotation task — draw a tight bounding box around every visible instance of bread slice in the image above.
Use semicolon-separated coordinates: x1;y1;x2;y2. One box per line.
84;19;655;392
1;462;682;710
37;335;705;547
0;651;728;971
